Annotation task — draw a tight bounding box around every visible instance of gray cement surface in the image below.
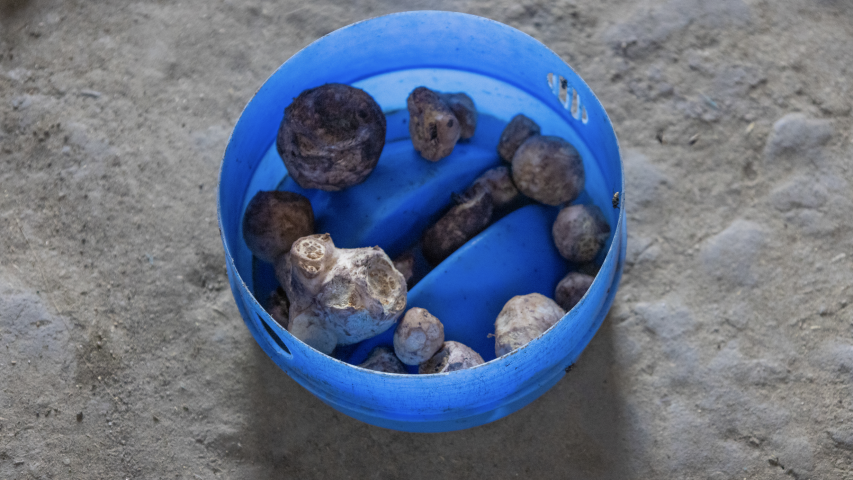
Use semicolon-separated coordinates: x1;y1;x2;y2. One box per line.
1;0;852;478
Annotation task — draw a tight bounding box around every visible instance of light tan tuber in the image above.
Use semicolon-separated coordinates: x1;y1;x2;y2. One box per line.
419;341;484;374
393;307;445;366
359;346;407;374
275;234;407;351
493;293;566;357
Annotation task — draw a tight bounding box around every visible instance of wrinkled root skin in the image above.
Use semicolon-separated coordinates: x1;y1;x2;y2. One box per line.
407;87;461;161
512;135;585;206
276;83;386;191
494;293;566;357
358;346;407;374
554;272;595;311
439;92;478;139
421;184;494;265
242;191;314;264
498;114;541;163
471;166;520;209
394;307;445;366
276;234;407;347
419;341;484;374
552;204;611;263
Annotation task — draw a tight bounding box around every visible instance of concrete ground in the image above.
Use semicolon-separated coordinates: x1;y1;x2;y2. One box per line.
1;0;852;478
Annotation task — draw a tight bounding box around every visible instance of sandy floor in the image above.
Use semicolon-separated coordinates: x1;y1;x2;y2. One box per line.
2;0;852;478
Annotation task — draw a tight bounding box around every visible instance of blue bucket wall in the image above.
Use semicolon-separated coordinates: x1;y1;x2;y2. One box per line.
218;11;625;432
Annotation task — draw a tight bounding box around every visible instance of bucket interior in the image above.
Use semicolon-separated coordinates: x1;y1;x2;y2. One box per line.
243;67;615;367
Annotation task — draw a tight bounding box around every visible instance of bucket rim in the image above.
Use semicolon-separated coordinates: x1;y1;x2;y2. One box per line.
216;9;625;377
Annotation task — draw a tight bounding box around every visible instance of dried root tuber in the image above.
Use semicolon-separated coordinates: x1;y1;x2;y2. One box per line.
439;92;478;140
393;307;445;366
359;346;407;374
275;234;407;350
266;282;337;354
407;87;462;161
288;309;337;355
392;252;415;289
276;83;386;191
551;204;610;263
421;183;493;265
498;114;540;163
493;293;566;357
470;166;520;209
419;341;484;374
554;272;594;311
243;191;314;263
512;135;585;206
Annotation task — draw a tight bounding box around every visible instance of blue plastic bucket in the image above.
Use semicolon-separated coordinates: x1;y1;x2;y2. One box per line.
218;11;625;432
